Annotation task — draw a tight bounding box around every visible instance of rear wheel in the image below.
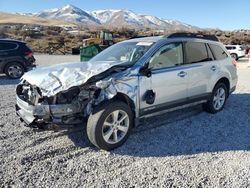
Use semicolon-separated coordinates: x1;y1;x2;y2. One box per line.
230;53;238;60
5;62;24;79
87;100;133;150
203;83;228;113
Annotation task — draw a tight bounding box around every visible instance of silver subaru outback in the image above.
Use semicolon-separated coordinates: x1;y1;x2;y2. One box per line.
16;33;238;150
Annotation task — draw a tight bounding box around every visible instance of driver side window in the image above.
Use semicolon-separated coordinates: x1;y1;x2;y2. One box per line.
149;42;183;69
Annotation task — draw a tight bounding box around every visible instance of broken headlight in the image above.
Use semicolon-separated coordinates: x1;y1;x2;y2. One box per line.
56;86;80;104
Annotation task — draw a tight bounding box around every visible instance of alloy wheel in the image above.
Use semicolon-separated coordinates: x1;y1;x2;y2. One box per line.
213;87;226;110
7;65;23;78
102;110;130;144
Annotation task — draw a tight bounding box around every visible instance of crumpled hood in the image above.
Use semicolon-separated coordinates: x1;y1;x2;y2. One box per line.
22;61;125;97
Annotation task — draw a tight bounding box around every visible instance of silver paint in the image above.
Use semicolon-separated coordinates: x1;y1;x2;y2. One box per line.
22;61;128;97
16;36;238;126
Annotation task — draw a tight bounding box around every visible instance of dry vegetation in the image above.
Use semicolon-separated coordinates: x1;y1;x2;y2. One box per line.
203;29;250;44
0;25;142;54
0;25;82;54
0;22;249;54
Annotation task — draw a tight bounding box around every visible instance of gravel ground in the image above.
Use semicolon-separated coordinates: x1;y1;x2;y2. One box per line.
0;55;250;187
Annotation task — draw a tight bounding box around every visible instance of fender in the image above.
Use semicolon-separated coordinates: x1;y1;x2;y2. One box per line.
207;69;231;93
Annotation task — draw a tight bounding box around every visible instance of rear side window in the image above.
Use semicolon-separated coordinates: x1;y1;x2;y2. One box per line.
185;42;210;64
240;46;245;50
226;46;236;50
209;44;228;60
22;44;32;52
0;42;18;51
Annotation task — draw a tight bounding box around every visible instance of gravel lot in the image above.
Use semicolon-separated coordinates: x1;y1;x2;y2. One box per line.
1;55;250;187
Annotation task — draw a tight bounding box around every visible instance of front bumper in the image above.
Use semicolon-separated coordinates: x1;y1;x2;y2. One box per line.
16;95;83;126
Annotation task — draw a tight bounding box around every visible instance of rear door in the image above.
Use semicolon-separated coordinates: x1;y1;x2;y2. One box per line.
183;41;215;99
0;42;18;57
0;42;19;71
0;42;12;69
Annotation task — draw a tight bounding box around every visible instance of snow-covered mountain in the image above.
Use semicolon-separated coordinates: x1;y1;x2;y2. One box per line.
29;4;198;30
91;10;121;24
91;9;173;29
35;4;100;25
92;9;145;28
164;19;197;31
142;15;171;27
90;9;197;30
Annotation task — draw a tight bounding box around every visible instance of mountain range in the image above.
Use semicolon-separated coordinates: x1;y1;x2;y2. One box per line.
22;4;199;31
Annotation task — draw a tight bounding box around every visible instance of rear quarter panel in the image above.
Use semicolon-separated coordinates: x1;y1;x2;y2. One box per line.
207;57;237;93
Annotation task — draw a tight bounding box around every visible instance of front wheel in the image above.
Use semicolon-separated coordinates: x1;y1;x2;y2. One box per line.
203;83;228;113
87;100;133;150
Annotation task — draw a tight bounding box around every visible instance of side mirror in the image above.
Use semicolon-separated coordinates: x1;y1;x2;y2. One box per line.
139;63;152;77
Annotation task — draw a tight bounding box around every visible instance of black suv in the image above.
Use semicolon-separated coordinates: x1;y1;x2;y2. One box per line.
0;39;36;79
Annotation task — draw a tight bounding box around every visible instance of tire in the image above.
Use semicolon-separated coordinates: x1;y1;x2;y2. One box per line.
87;100;133;150
230;53;238;60
203;82;228;114
4;62;24;79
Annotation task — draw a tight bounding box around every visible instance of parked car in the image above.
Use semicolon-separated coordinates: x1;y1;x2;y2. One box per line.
0;39;36;79
16;33;238;150
225;45;246;60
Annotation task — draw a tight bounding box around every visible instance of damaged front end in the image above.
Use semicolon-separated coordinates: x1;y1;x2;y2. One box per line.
15;61;138;127
16;80;98;126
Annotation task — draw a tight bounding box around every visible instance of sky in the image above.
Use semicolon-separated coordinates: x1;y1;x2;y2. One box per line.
0;0;249;30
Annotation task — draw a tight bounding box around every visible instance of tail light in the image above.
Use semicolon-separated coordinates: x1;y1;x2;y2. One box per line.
232;59;237;67
25;51;33;58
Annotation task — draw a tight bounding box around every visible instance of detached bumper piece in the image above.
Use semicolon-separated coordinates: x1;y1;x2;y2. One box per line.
16;96;37;126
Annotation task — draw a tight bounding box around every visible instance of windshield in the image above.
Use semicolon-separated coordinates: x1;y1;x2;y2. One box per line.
89;41;154;64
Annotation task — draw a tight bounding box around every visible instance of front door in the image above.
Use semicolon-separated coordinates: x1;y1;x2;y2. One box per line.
139;42;188;115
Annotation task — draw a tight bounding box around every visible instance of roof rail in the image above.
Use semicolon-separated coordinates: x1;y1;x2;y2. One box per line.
130;35;150;39
166;33;219;42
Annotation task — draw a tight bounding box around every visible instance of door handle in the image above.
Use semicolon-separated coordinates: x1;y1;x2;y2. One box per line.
178;71;187;77
211;66;216;71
